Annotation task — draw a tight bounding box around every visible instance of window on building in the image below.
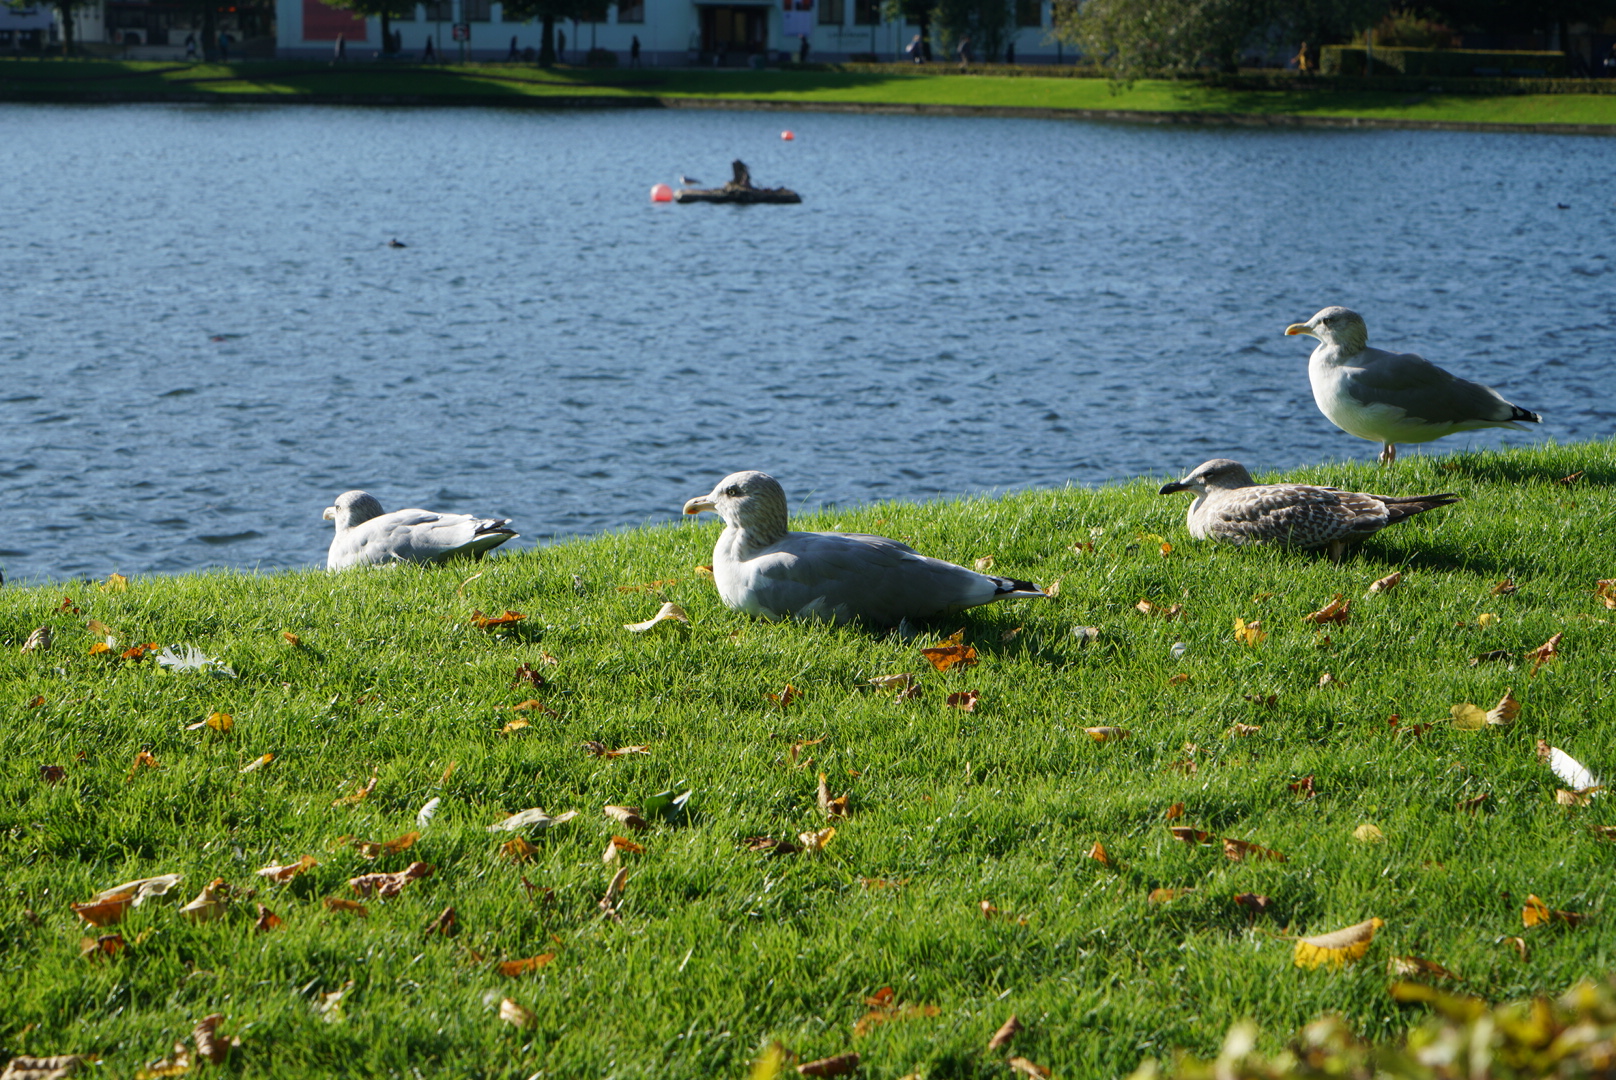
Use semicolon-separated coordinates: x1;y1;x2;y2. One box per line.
852;0;878;24
463;0;490;21
422;0;452;19
1015;0;1040;25
394;3;417;22
818;0;842;23
616;0;644;23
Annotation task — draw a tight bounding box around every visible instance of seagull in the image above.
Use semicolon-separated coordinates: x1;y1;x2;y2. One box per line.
1284;306;1540;464
322;490;517;571
681;470;1045;626
678;175;701;186
1159;459;1460;559
387;238;407;248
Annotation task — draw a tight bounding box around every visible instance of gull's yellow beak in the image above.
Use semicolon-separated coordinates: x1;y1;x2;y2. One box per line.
682;494;717;516
1284;322;1317;338
322;506;337;521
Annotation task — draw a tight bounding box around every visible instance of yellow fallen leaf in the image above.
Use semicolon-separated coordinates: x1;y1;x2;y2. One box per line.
500;718;530;735
1478;613;1499;626
1353;823;1385;843
798;827;836;852
1233;617;1266;646
88;641;111;656
181;878;230;923
1523;894;1584;928
973;555;995;572
1087;841;1111;866
1450;703;1487;730
257;855;318;883
1388;955;1459;980
499;998;536;1028
624;602;690;633
1085;726;1129;743
1486;688;1520;727
101;573;129;592
1148;887;1192;904
1369;571;1402;593
1294;917;1382;970
240;752;274;774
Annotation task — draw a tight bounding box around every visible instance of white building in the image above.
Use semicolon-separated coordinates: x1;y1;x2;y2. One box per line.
1;2;56;52
274;0;1073;64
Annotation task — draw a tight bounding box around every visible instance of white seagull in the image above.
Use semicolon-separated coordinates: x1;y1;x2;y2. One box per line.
322;490;517;571
681;470;1045;626
1285;306;1541;464
1159;459;1459;559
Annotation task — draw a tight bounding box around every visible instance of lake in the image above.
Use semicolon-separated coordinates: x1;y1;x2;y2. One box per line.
1;103;1611;582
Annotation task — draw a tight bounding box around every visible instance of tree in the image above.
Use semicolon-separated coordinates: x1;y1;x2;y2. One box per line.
318;0;417;53
501;0;599;63
37;0;93;55
881;0;935;60
930;0;1014;60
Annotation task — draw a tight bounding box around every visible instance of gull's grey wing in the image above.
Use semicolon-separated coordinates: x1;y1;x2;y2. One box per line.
1203;486;1389;548
1347;347;1523;425
333;509;514;568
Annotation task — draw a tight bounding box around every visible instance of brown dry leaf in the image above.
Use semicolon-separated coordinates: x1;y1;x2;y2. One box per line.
987;1015;1022;1052
332;775;377;807
120;643;157;662
798;827;837;852
817;773;849;819
767;684;801;709
1302;595;1352;625
1522;894;1584;928
1318;672;1342;688
1008;1058;1052;1079
424;906;457;937
1166;672;1191;686
1589;825;1616;841
511;662;548;690
1294;917;1383;970
1555;789;1598;808
127;750;159;780
470;609;527;630
184;711;232;733
896;681;924;701
615;578;681;594
919;630;977;673
694;564;714;576
257;855;318;883
1369;571;1403;593
1165;802;1184;820
1501;936;1528;961
860;877;908;890
1072;541;1095;554
499;718;531;735
1490;579;1518;596
1233;618;1266;646
499;998;537;1029
26;695;46;709
511;699;559;715
746;836;803;855
604;805;648;831
1526;633;1563;676
1148;887;1193;904
788;737;825;768
1353;823;1385;843
193;1014;236;1066
1234;893;1272;916
603;836;646;863
88;642;110;656
138;1042;192;1078
1596;580;1616;610
599;866;629;919
945;690;980;711
624;602;689;633
322;897;369;917
1244;693;1278;708
1486;688;1521;727
1228;723;1261;737
500;837;539;863
1085;726;1129;743
974;555;995;572
181;879;230;923
1169;826;1216;847
21;626;53;653
1388;955;1459;980
498;954;556;977
1000;626;1023;643
240;753;274;774
1045;581;1061;599
349;861;434;899
797;1053;860;1078
583;742;650;759
79;932;125;958
868;674;915;691
283;631;301;646
1558;471;1584;486
40;764;66;784
254;904;283;933
1456;792;1490;814
1135;599;1183;619
1223;837;1286;863
1087;841;1111;866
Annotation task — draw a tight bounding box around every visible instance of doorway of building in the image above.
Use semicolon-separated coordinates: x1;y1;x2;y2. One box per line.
699;5;768;61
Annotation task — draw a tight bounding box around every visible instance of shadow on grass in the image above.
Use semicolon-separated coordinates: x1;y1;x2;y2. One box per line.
1432;452;1614;487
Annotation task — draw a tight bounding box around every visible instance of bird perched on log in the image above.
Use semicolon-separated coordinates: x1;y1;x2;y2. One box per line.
322;490;517;570
1159;459;1459;560
1285;306;1541;464
682;470;1045;626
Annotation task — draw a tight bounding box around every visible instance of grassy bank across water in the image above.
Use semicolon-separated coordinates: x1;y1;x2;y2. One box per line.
4;59;1616;130
3;441;1615;1077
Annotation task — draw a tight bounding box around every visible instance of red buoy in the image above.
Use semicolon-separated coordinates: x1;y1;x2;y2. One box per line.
781;130;795;141
650;183;674;202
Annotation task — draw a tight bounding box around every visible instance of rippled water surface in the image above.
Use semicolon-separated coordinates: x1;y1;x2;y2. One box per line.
1;104;1612;581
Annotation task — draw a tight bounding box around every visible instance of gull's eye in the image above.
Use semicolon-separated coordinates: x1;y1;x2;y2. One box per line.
724;486;744;497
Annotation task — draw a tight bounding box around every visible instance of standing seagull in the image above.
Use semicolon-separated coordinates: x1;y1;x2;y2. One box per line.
1159;459;1459;560
1285;306;1541;464
682;470;1045;626
323;490;517;570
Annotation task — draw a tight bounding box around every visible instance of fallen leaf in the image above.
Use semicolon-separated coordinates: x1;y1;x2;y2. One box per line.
424;906;457;937
1169;826;1216;847
1072;626;1101;643
767;684;801;708
511;662;547;689
120;643;158;662
21;626;52;654
499;998;536;1028
1289;775;1315;798
1165;802;1184;820
1523;894;1585;928
1486;688;1520;727
1388;955;1458;980
974;555;995;572
1087;841;1111;866
746;836;802;855
72;892;135;927
603;836;645;863
1558;471;1584;486
498;954;556;977
40;764;67;784
180;879;230;923
1045;581;1061;599
184;711;233;733
257;855;318;883
1244;693;1278;708
26;694;46;709
798;827;836;852
817;773;849;819
859;877;908;889
583;742;651;759
615;578;681;594
1223;837;1286;862
240;753;273;774
1234;893;1271;916
355;831;419;859
1369;571;1403;593
332;776;377;807
1294;917;1383;970
599;866;629;919
1233;618;1266;646
1000;626;1023;643
1302;595;1351;625
1525;633;1562;676
1597;580;1616;610
919;630;977;673
624;602;689;633
1456;792;1490;814
127;750;159;780
315;979;354;1021
500;718;531;735
1490;579;1518;596
1353;823;1385;843
254;904;283;933
1317;672;1342;688
101;573;129;592
501;837;538;862
694;564;713;576
1500;936;1528;961
1556;789;1597;807
603;805;649;831
470;609;527;630
797;1053;860;1078
1008;1058;1052;1079
1477;613;1499;626
1228;723;1261;737
1148;887;1193;904
283;631;301;646
1588;825;1616;841
1450;703;1487;730
1072;541;1094;554
868;674;915;691
193;1014;235;1066
349;861;434;899
1166;672;1191;686
1136;599;1182;619
1085;726;1129;743
945;690;980;711
986;1014;1023;1052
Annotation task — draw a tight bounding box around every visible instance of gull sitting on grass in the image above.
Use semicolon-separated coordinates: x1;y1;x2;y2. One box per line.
323;490;517;571
1285;306;1541;464
1159;458;1459;560
681;470;1045;626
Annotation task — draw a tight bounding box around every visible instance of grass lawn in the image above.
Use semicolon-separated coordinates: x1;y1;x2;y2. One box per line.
3;441;1615;1077
4;59;1616;126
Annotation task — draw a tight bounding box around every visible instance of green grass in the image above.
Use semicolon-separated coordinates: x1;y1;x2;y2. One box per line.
5;59;1616;126
4;441;1616;1078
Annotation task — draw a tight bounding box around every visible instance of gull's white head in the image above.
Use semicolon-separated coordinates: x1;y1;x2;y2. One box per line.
1285;306;1368;355
1159;459;1258;497
324;490;386;530
683;470;789;543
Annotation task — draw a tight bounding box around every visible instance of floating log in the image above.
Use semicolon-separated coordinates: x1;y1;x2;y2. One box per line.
675;159;801;205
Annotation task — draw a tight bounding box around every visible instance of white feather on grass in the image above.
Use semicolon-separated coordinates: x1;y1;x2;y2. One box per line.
416;797;441;830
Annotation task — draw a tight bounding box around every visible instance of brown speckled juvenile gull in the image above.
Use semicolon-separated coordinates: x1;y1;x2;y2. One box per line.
682;470;1045;626
1158;459;1459;558
1285;306;1541;465
322;490;517;571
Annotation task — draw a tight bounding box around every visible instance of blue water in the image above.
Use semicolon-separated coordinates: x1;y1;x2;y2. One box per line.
0;103;1611;582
